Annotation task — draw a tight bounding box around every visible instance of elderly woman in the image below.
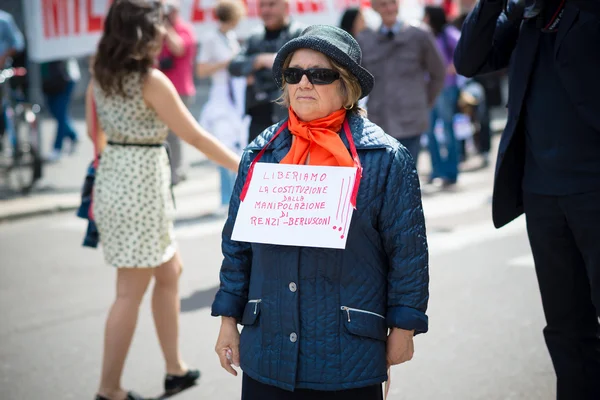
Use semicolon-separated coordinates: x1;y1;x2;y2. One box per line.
212;25;429;399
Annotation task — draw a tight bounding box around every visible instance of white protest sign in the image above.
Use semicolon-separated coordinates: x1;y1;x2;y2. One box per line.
232;163;358;249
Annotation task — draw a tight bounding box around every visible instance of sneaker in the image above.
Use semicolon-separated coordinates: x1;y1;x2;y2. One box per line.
45;149;62;163
481;152;490;168
68;139;79;155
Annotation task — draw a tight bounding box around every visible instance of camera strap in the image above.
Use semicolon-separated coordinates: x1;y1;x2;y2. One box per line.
542;0;566;32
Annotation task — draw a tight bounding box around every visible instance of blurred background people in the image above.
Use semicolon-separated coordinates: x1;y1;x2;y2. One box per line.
228;0;304;144
41;58;80;162
88;1;239;398
0;10;23;70
423;5;461;186
358;0;445;165
0;9;25;140
196;0;247;211
452;0;502;167
339;7;366;38
158;0;197;185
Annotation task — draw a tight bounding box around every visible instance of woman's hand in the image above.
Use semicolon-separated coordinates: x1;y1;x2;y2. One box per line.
386;328;415;366
215;317;241;376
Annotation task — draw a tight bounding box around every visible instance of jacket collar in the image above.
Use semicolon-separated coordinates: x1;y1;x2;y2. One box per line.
246;113;389;163
379;20;403;35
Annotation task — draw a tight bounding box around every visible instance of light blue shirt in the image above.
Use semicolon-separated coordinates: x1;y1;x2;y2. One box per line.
379;20;403;36
0;11;25;63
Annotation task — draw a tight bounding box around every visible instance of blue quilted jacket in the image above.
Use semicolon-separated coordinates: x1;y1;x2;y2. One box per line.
211;113;429;391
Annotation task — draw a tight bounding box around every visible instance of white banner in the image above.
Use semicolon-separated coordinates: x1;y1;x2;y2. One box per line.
22;0;428;62
23;0;369;62
232;163;358;249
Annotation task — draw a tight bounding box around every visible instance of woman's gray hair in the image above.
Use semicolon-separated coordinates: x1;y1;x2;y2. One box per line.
276;52;366;116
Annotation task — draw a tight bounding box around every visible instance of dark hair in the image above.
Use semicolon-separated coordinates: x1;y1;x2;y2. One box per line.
339;7;360;37
93;0;164;97
215;0;246;23
424;6;447;37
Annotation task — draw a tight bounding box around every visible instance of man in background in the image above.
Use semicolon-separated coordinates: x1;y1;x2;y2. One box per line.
159;0;197;185
0;10;25;138
228;0;304;144
358;0;445;165
0;10;23;70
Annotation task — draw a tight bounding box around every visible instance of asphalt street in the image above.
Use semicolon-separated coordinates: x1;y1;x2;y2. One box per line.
0;154;556;400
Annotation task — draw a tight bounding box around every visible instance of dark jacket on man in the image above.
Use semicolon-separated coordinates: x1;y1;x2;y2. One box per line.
229;21;304;136
454;0;600;228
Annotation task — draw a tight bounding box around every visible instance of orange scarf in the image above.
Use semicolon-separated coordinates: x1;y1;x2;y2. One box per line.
280;108;354;167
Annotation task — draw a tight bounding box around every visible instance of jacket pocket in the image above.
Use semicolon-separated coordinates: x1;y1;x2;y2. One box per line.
340;306;387;341
241;299;261;326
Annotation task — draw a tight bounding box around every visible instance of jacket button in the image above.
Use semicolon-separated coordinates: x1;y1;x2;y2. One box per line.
289;332;298;343
288;282;297;292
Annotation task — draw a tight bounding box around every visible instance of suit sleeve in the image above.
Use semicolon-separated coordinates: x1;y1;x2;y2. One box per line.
454;0;522;77
211;151;254;321
379;146;429;334
569;0;600;20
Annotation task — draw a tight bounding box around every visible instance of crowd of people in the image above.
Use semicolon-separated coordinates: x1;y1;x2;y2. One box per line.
1;0;502;197
4;0;599;399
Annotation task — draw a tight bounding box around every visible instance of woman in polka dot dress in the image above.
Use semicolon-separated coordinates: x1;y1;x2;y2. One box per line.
87;1;240;399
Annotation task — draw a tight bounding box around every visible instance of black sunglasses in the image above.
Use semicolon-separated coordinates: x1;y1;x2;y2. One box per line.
283;68;340;85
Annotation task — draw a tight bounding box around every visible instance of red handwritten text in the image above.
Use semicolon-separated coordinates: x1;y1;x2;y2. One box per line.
250;217;281;226
284;217;331;226
272;185;328;195
255;201;326;210
263;171;327;182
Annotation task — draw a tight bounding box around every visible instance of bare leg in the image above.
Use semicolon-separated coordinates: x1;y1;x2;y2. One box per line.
98;268;154;399
152;252;187;375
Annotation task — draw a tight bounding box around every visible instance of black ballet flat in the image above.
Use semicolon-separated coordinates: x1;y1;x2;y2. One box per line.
95;391;146;400
164;369;201;394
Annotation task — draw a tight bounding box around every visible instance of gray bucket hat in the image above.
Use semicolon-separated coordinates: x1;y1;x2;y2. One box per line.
272;25;374;99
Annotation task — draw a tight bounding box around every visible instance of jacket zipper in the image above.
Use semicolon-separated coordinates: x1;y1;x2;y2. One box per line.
248;299;262;314
340;306;385;322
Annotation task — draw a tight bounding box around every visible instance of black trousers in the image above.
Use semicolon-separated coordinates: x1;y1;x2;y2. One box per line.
475;100;491;154
241;374;383;400
523;191;600;400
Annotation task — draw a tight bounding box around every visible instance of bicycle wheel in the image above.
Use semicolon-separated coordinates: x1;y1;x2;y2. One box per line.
6;107;42;194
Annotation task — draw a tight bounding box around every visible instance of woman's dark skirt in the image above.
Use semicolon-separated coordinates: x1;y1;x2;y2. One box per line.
241;374;384;400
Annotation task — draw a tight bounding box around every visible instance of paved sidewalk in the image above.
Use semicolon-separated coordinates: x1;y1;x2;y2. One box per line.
0;93;507;222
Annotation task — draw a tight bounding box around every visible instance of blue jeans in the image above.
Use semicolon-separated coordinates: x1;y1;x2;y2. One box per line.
219;166;237;206
427;85;460;182
45;81;77;151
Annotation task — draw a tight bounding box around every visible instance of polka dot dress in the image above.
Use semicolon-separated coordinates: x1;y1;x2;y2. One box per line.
93;73;176;268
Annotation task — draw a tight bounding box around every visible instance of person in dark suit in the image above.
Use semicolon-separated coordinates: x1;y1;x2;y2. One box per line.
454;1;600;399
